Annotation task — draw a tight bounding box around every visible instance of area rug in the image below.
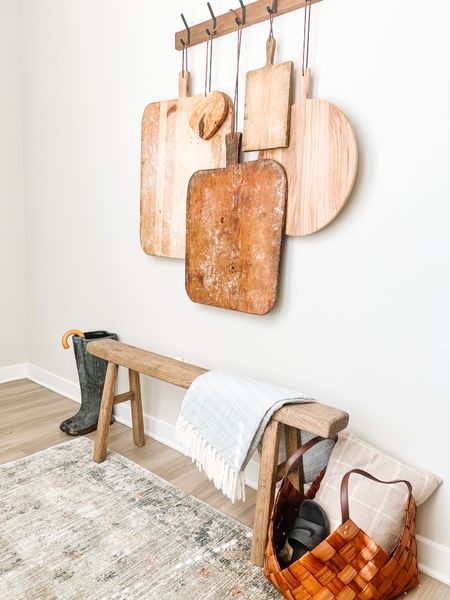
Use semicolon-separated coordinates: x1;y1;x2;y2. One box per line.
0;438;278;599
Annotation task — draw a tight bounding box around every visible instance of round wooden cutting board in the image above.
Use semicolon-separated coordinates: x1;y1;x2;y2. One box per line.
261;68;358;236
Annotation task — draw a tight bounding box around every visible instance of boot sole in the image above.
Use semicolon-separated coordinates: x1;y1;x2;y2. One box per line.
60;416;115;436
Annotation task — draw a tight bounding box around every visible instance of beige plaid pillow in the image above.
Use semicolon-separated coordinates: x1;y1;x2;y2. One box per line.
314;431;442;553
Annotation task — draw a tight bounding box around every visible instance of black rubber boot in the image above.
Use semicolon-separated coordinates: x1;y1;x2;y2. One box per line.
60;330;118;436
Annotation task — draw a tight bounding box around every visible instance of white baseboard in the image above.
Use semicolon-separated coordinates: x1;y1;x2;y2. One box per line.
114;403;184;455
0;363;27;383
3;363;450;586
417;535;450;586
27;364;81;403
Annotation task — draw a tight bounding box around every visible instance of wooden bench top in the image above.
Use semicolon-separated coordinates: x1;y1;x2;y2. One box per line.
87;339;348;438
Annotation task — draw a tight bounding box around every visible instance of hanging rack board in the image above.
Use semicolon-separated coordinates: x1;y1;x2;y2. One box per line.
140;73;233;259
175;0;323;50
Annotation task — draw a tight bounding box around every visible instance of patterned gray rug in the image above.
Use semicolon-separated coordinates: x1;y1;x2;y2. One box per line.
0;438;278;599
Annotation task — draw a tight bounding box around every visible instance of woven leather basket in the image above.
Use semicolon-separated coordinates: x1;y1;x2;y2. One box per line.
265;437;419;600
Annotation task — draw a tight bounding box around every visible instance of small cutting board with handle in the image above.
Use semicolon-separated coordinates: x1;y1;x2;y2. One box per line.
140;73;233;259
186;133;287;315
242;37;293;152
261;68;358;236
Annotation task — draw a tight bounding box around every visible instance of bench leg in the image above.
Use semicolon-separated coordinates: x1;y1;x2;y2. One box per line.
129;369;145;447
93;362;118;463
285;425;304;492
251;419;281;567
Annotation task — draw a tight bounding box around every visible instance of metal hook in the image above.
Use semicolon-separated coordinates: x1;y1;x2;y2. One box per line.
180;13;191;46
230;0;246;26
206;2;217;36
267;0;277;15
238;0;246;24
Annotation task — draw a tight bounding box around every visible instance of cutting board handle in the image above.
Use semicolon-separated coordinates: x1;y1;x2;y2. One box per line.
226;132;242;166
299;67;311;103
266;37;276;66
178;71;191;99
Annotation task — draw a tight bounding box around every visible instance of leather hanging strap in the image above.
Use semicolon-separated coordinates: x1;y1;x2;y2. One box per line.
340;469;413;524
285;436;328;476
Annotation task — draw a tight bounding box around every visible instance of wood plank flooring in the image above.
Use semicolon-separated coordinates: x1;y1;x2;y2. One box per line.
0;379;449;599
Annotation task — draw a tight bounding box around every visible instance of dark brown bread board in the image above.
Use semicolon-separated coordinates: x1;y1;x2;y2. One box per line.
185;133;287;315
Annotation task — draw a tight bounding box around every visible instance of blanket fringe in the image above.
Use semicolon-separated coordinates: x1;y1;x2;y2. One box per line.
176;417;246;503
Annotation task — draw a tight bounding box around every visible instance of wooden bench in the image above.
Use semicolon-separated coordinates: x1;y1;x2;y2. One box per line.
87;339;349;566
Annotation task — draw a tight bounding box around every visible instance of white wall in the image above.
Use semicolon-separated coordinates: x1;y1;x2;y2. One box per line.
0;0;28;368
18;0;450;581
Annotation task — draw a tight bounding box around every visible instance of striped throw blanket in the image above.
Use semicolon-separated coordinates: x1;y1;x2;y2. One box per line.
176;370;335;502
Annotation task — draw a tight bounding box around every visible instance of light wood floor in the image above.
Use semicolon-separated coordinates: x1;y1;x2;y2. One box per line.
0;379;449;599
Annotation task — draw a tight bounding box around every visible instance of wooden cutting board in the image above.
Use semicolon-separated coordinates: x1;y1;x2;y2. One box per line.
189;91;230;140
261;68;358;236
140;73;233;259
186;133;287;315
242;37;293;152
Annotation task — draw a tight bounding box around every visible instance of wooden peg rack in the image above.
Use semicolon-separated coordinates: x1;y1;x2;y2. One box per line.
175;0;322;50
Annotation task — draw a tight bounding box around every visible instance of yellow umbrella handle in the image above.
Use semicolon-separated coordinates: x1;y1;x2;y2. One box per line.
62;329;85;349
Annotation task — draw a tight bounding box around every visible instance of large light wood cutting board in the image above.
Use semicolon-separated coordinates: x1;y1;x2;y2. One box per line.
186;133;287;315
140;73;233;259
242;37;293;152
261;68;358;236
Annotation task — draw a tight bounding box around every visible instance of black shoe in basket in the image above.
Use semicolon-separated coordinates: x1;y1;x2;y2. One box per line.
288;499;329;564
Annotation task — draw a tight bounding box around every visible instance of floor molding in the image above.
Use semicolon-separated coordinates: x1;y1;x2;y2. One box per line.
4;363;449;586
27;364;81;403
416;536;450;586
0;363;27;384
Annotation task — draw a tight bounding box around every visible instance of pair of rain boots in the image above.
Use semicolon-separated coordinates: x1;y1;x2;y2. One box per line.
60;331;117;436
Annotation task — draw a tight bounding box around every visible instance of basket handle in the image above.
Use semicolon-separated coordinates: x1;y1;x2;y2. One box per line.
284;436;328;476
340;469;413;524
